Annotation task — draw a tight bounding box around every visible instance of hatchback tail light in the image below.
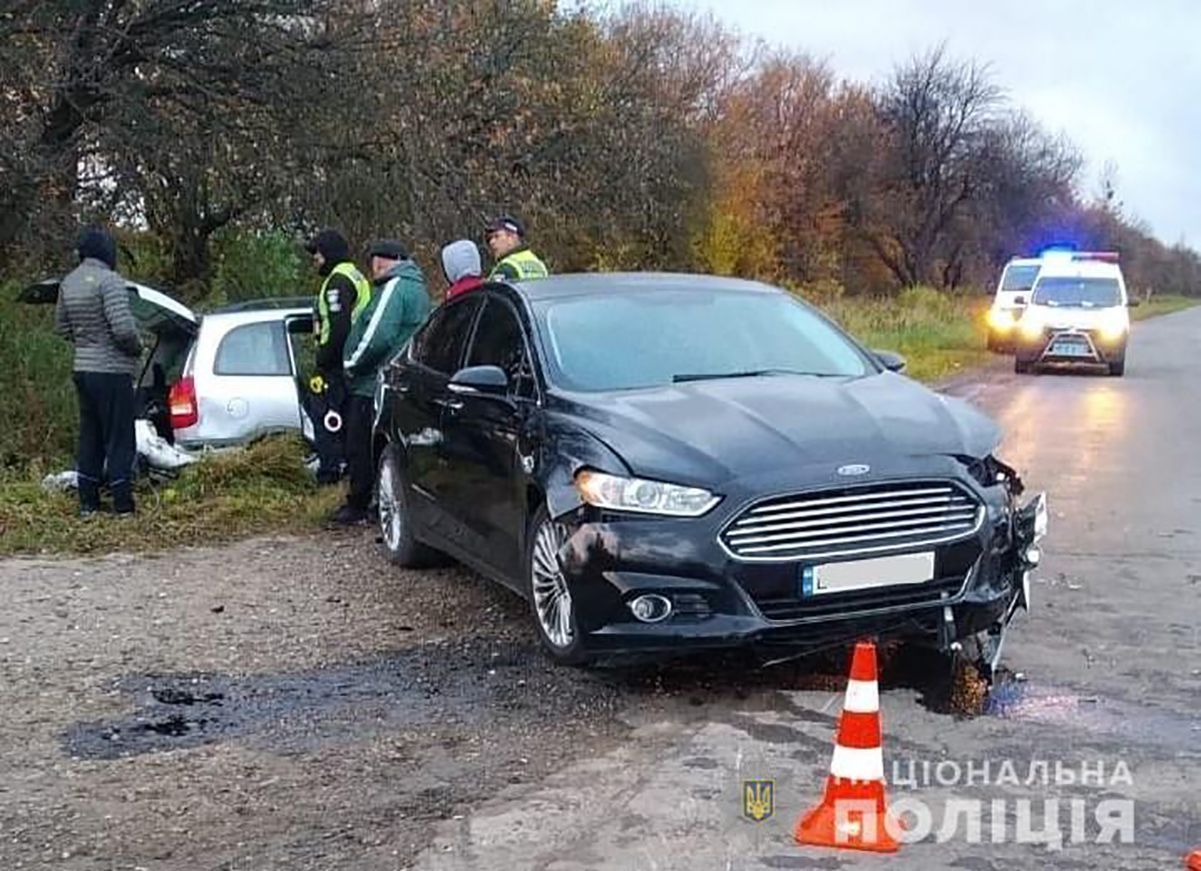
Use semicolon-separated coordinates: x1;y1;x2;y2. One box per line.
168;377;199;429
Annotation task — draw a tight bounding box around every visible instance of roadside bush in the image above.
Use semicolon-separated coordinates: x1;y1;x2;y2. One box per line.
0;282;75;473
211;230;307;305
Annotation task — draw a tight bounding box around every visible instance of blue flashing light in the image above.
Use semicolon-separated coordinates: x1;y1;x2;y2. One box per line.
1039;247;1075;263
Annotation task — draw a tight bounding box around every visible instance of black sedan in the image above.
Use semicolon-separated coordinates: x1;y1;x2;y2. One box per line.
371;273;1047;670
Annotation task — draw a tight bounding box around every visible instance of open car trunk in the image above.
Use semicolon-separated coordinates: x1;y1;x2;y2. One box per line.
22;278;199;442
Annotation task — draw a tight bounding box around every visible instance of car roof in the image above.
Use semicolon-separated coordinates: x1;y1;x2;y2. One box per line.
499;271;781;302
209;297;312;314
1035;260;1124;280
1004;258;1043;268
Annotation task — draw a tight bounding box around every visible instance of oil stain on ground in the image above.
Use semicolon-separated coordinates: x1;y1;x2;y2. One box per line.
64;637;622;760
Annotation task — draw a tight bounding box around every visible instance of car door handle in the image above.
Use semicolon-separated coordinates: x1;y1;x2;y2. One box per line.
433;397;463;412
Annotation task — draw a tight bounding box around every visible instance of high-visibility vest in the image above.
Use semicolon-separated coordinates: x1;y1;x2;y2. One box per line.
316;261;371;345
490;248;549;281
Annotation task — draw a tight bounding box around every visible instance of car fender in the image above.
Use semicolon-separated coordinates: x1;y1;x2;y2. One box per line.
539;418;631;520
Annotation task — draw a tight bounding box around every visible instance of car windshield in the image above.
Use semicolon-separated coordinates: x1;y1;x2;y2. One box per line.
1001;264;1040;291
534;288;871;392
1032;277;1122;307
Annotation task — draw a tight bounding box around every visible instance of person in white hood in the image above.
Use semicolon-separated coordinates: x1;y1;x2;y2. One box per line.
441;239;483;300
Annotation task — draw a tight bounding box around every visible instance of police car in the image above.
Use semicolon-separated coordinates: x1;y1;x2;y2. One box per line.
1012;251;1134;376
986;256;1042;352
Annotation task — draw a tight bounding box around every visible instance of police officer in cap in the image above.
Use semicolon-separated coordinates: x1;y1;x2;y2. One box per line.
484;215;549;281
304;228;371;483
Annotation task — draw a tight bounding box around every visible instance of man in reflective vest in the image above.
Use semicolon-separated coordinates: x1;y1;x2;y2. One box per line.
304;228;371;484
484;215;549;281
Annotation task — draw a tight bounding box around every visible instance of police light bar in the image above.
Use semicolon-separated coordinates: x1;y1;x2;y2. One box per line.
1072;251;1120;263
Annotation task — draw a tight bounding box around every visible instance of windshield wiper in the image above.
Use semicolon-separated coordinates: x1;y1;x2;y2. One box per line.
672;369;834;383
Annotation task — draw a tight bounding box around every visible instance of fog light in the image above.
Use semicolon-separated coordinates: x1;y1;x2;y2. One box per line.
1024;545;1041;566
629;594;673;623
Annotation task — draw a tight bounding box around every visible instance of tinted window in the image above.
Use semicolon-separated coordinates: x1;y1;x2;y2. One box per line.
214;322;291;376
412;296;482;374
1001;265;1040;291
467;298;535;397
1032;277;1121;307
536;288;869;392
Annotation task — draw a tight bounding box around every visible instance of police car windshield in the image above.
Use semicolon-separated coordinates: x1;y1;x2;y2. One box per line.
1032;277;1121;307
1001;264;1040;291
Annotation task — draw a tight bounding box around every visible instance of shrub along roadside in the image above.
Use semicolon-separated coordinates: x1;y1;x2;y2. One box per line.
0;438;340;556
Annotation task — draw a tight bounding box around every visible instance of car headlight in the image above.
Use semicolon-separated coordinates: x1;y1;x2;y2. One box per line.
987;308;1017;330
1019;311;1045;339
1098;310;1129;341
574;469;720;517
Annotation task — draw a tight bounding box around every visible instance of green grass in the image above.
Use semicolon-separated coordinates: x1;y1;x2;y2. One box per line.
818;287;995;383
1130;294;1199;321
0;437;340;556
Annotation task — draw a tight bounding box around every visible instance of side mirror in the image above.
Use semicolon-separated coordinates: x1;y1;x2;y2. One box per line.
1013;295;1027;306
1127;298;1141;308
449;364;508;396
873;349;907;373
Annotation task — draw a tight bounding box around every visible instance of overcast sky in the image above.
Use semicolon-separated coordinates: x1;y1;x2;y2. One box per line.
671;0;1200;248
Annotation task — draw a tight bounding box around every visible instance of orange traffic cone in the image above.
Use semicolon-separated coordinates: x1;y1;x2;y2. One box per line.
1187;849;1201;871
794;640;901;853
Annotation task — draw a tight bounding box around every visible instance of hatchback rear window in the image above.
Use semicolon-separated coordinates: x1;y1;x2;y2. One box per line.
214;322;292;376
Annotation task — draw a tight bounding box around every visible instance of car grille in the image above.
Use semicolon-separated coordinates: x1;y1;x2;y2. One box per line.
720;480;981;561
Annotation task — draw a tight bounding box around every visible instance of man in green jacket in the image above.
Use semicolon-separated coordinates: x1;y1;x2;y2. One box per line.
332;239;431;525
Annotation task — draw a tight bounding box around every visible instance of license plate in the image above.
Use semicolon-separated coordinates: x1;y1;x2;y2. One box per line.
1050;340;1091;357
801;552;935;596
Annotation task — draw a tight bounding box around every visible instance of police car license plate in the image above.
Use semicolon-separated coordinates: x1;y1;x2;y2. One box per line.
801;552;935;596
1050;339;1091;357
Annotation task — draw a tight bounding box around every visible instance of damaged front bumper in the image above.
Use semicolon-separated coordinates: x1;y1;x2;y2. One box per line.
553;488;1049;659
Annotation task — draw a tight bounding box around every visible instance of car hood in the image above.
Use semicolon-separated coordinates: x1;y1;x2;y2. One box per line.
21;277;198;339
555;372;1000;487
1024;304;1127;330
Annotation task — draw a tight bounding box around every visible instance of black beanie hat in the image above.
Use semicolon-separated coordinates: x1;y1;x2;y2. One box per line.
76;226;117;270
304;228;350;275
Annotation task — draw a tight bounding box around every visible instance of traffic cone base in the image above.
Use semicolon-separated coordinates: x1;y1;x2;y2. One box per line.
794;640;900;854
795;776;900;853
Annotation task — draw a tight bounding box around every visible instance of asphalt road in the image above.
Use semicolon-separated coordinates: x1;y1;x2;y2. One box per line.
1;307;1198;870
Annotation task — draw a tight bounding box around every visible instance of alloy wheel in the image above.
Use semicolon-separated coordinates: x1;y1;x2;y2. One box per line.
531;519;573;649
378;454;403;552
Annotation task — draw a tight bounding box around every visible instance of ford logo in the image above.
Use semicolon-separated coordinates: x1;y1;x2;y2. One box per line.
837;464;871;477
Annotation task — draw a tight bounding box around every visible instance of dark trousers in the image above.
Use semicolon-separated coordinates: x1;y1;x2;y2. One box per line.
73;371;136;512
304;376;346;484
343;394;375;511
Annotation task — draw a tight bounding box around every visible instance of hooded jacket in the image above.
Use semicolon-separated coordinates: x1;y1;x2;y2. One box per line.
343;258;431;397
55;255;142;375
441;239;484;300
309;230;368;375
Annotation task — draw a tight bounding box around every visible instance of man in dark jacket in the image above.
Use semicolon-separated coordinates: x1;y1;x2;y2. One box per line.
333;240;430;524
55;227;142;516
304;229;371;483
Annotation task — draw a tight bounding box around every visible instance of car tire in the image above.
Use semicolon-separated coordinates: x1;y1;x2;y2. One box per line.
526;505;591;666
1108;359;1126;377
376;443;438;568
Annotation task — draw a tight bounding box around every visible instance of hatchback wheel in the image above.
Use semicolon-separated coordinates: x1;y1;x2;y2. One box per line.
527;507;590;665
376;443;437;568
